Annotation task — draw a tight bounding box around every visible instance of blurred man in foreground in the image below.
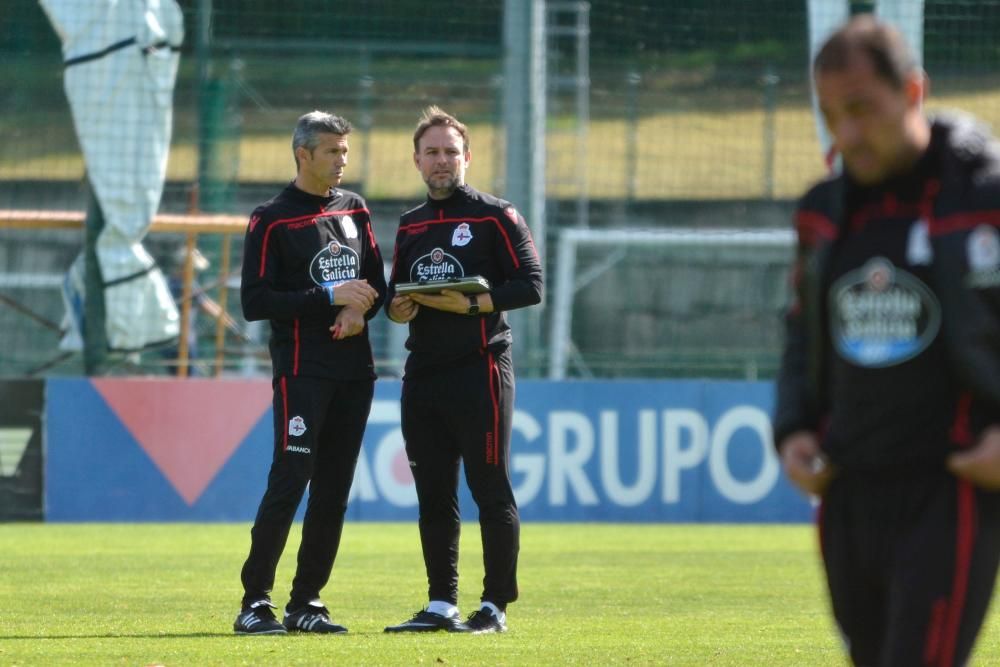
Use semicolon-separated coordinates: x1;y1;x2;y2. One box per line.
774;15;1000;666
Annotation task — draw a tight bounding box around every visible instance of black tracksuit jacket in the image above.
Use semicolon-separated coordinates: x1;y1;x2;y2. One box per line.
774;115;1000;468
386;184;543;377
241;182;387;380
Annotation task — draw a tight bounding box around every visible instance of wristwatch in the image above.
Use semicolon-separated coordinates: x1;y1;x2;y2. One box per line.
467;294;480;316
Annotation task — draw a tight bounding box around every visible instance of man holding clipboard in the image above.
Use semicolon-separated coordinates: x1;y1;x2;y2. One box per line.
384;106;543;634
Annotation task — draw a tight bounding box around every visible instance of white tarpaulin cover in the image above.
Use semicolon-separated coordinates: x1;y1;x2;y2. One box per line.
38;0;184;352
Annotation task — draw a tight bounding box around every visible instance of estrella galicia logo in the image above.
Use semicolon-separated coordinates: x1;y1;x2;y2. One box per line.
830;257;941;368
310;240;360;287
409;247;465;282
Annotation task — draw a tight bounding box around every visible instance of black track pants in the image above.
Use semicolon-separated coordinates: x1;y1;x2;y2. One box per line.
401;350;519;607
240;375;374;609
820;469;1000;667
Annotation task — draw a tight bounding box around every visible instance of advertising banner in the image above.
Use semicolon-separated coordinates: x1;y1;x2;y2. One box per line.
46;378;812;522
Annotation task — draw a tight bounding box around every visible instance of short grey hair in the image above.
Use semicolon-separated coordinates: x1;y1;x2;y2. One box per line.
292;111;353;168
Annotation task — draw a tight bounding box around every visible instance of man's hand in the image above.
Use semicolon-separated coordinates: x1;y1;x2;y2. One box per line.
409;289;494;315
331;279;377;311
408;288;471;314
330;306;365;340
778;430;835;497
388;295;420;323
948;426;1000;490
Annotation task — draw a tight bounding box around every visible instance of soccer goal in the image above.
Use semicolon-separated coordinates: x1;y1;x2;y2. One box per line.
547;226;796;380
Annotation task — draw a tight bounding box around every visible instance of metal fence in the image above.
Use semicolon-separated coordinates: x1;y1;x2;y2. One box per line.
2;1;1000;378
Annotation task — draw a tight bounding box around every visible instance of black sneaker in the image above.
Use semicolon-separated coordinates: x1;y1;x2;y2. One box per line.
384;609;465;633
234;600;288;635
463;608;507;634
283;603;347;634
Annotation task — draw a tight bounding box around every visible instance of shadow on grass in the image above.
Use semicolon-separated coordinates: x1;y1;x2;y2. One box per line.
0;630;394;639
1;632;236;640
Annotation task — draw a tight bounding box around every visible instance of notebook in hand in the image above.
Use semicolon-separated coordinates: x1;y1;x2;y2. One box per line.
395;275;492;295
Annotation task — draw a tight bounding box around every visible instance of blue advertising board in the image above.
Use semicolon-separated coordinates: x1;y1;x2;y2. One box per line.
45;378;812;522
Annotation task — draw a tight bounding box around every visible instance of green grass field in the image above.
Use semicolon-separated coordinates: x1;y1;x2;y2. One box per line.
3;523;1000;665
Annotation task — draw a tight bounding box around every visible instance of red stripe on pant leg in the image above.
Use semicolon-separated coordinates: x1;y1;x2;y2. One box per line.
293;319;300;376
949;392;973;446
487;353;500;466
281;376;289;452
924;599;947;665
938;480;977;667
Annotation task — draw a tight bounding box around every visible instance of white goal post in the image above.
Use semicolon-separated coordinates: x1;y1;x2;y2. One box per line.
547;227;796;379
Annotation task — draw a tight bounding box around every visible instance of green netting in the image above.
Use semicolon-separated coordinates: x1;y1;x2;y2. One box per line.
2;1;999;378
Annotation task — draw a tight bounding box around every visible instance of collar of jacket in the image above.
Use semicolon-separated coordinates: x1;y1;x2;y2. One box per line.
284;180;342;205
424;183;473;209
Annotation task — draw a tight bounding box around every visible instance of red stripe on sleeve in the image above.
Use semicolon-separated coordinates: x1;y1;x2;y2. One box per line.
397;216;522;268
795;210;837;244
930;210;1000;236
258;207;372;277
258;212;318;278
493;220;520;269
389;244;400;285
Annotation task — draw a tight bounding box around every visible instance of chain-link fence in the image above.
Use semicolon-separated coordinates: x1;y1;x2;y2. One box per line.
2;1;999;378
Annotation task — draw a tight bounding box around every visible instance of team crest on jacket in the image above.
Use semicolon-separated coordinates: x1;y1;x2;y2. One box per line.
310;240;360;287
830;257;941;368
340;215;358;239
965;225;1000;289
410;246;465;282
452;222;473;246
288;416;307;437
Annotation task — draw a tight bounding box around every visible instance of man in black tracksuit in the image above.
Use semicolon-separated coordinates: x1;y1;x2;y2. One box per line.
234;111;386;635
774;17;1000;666
383;106;542;634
